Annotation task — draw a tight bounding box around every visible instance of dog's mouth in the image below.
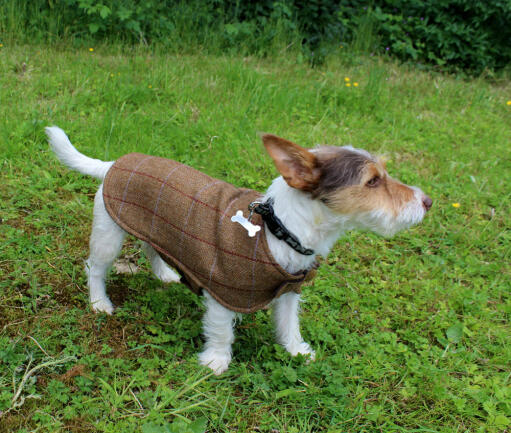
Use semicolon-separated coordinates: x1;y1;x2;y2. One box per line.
352;197;427;238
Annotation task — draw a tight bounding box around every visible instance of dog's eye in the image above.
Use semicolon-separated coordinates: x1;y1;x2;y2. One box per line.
366;176;381;187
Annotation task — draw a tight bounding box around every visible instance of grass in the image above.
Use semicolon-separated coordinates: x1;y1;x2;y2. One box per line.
0;42;510;433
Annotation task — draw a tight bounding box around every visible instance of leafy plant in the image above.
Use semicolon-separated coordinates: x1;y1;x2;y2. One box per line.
340;0;511;73
3;0;510;72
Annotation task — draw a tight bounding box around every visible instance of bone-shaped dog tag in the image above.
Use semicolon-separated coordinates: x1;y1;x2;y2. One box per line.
231;210;261;237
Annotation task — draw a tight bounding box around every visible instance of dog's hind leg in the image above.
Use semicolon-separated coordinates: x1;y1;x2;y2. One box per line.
86;184;126;314
198;291;236;375
273;292;315;360
140;242;181;283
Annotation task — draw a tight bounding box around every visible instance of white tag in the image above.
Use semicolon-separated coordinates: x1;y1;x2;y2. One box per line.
231;210;261;237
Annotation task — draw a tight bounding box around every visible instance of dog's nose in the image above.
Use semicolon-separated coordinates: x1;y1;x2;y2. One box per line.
422;195;433;211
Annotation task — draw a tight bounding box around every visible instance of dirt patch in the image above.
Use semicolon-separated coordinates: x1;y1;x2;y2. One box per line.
77;309;147;359
59;364;87;383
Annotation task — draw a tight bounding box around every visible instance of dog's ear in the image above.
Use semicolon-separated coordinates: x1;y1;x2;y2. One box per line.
261;134;320;191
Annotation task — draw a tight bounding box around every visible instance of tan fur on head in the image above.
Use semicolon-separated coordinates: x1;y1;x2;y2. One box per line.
322;159;416;217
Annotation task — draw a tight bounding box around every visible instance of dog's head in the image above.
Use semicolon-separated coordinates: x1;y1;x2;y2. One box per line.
262;134;431;237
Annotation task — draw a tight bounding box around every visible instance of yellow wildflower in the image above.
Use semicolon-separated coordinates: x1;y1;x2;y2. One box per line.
89;47;94;52
148;85;152;88
344;77;350;82
507;100;511;106
346;83;351;87
0;43;3;48
353;82;359;87
452;203;460;208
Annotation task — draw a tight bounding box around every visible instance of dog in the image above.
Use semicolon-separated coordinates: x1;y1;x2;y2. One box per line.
46;127;432;374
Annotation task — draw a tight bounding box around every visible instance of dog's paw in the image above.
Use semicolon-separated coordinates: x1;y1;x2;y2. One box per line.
154;265;181;284
288;342;316;361
91;298;114;315
198;349;231;375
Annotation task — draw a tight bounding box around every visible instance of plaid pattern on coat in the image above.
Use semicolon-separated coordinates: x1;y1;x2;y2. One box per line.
102;153;311;313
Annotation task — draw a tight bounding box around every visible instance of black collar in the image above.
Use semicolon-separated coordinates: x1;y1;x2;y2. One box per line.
250;199;315;256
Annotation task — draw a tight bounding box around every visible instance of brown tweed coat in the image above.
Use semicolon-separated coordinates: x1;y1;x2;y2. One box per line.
102;153;313;313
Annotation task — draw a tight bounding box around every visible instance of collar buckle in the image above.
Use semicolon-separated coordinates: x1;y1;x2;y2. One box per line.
247;200;263;223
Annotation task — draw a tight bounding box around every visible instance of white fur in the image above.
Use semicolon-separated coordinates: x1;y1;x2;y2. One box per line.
198;291;236;374
263;177;347;274
46;127;114;180
47;126;427;375
140;241;181;283
356;187;426;238
273;292;315;359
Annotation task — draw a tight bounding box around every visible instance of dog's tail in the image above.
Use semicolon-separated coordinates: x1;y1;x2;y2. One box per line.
45;126;114;180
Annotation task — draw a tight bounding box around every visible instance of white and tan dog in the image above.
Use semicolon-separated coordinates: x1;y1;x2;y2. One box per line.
46;127;432;374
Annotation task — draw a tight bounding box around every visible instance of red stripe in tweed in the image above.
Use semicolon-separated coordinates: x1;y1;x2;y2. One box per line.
117;156;151;218
110;165;226;215
103;192;278;266
149;164;184;237
207;190;253;289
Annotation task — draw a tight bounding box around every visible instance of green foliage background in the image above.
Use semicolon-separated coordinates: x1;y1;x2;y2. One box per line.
1;0;510;73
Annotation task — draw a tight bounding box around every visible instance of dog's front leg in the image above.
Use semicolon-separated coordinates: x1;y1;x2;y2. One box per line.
273;292;315;360
198;291;236;375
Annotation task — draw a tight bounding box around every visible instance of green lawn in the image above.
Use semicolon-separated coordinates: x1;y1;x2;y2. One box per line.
0;44;510;433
